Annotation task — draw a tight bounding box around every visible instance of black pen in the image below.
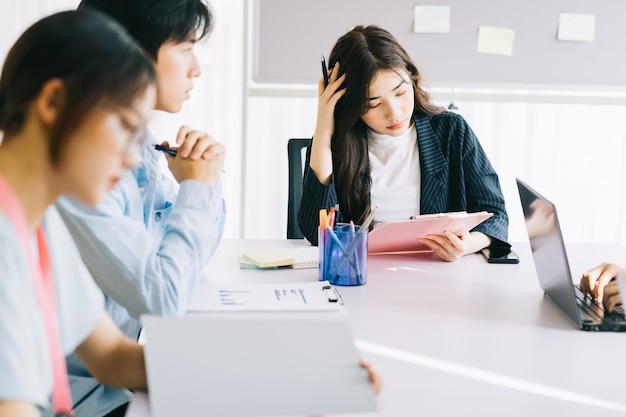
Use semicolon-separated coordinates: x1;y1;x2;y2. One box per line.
153;143;226;173
321;54;329;88
153;144;177;156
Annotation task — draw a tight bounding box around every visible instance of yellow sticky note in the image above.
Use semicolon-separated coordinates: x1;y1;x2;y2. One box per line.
242;250;295;268
476;26;515;56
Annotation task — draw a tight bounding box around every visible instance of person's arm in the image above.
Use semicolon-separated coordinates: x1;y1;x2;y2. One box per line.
58;176;225;319
298;66;346;245
57;131;226;319
75;313;146;390
420;230;492;262
457;119;509;248
0;402;39;417
298;146;339;245
419;114;509;261
309;62;345;185
420;229;492;262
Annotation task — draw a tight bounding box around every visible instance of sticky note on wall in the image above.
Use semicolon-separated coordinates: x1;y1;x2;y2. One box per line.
558;13;595;42
413;5;451;33
476;26;515;56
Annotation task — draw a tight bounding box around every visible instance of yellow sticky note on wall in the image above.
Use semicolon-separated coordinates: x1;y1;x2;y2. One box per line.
476;26;515;56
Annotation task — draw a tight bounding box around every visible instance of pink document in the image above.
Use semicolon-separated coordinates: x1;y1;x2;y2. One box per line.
367;211;494;254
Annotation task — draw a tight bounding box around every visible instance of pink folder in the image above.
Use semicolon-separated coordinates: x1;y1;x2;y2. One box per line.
367;211;494;254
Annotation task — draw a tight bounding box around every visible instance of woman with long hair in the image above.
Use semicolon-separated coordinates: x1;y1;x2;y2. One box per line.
299;25;509;261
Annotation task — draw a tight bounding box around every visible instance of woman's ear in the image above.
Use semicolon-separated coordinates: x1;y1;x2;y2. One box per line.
35;78;65;127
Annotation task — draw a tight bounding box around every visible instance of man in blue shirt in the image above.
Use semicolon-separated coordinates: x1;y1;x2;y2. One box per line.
55;1;226;416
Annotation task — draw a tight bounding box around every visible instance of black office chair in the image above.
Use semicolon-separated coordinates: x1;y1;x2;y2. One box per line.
287;138;312;239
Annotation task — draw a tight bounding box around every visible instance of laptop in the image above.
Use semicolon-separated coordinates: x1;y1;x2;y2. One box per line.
141;314;377;417
516;178;626;331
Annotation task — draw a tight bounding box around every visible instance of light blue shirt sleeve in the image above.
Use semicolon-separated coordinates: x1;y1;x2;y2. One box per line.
57;141;226;321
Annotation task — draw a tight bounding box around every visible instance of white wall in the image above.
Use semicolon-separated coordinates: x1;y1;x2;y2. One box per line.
0;0;244;238
4;1;626;251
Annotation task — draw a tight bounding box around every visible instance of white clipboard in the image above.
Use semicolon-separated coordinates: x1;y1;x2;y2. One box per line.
187;280;343;312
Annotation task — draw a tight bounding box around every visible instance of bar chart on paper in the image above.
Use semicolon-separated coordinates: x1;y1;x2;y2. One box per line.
187;281;344;312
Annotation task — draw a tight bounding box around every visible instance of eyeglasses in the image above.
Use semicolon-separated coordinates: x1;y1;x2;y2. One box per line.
122;123;148;159
102;102;149;160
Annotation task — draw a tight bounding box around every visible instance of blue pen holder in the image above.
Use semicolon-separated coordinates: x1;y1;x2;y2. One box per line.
318;223;368;286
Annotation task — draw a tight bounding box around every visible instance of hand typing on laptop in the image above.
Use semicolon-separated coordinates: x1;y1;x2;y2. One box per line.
580;262;626;312
602;281;623;314
518;178;626;331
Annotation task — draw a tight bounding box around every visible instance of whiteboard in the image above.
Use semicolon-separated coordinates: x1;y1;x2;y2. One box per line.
252;0;626;89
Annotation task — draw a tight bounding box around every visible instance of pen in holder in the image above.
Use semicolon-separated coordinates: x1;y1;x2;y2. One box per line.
318;223;367;286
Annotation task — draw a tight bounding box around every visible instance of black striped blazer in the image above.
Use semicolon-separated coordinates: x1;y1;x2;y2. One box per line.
298;111;510;247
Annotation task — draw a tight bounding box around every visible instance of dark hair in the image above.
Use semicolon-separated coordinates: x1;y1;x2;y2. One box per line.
327;25;443;226
0;9;156;165
78;0;214;59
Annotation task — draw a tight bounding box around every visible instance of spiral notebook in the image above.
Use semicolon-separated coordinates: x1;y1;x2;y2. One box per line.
240;246;318;269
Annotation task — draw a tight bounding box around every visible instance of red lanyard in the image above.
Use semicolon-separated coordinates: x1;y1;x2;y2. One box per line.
0;175;72;416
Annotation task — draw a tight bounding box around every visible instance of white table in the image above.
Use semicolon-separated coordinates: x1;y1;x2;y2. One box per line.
128;239;626;417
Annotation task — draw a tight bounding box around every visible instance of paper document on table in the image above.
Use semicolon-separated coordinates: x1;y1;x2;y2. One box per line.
187;281;343;312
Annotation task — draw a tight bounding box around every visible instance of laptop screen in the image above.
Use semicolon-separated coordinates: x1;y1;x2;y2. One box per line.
516;178;582;327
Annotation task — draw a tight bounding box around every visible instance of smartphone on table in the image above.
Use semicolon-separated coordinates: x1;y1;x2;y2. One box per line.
481;246;520;264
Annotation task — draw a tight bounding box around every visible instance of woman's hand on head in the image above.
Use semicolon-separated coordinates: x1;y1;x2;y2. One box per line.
310;62;345;184
313;62;346;148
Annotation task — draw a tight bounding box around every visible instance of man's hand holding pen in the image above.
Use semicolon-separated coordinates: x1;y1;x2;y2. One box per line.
160;125;225;186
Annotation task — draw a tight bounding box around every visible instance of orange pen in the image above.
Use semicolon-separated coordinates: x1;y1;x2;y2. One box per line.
319;209;328;229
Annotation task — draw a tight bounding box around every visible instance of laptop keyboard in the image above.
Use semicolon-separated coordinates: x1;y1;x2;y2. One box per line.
574;286;625;321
